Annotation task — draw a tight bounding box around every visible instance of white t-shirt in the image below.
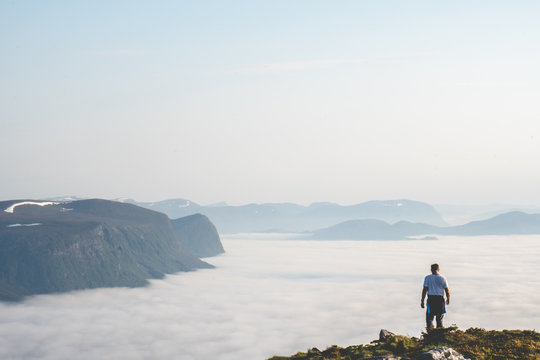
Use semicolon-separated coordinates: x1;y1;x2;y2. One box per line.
423;274;448;296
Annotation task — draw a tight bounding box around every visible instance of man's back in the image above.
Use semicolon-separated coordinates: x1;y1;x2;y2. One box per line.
423;274;448;296
421;264;451;329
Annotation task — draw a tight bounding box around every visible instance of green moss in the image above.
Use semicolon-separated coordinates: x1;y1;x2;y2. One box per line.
421;327;540;360
268;327;540;360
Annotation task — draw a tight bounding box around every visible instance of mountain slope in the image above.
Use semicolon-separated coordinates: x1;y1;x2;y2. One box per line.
0;199;213;301
441;211;540;235
172;214;225;257
311;219;438;240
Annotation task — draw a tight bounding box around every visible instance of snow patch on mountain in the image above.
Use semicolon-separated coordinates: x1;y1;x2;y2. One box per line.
4;202;59;214
6;223;42;227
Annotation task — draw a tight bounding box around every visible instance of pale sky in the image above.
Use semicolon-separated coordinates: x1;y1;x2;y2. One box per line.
1;1;539;205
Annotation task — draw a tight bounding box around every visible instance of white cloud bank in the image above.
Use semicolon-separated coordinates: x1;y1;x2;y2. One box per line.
0;235;539;360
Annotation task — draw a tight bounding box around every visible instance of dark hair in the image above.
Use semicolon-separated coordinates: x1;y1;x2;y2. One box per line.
431;263;439;273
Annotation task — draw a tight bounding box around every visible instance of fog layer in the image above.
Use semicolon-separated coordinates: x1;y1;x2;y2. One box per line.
1;235;539;359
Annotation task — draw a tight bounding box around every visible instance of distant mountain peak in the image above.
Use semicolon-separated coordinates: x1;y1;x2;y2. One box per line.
205;201;229;207
309;202;339;207
311;211;540;240
126;198;447;233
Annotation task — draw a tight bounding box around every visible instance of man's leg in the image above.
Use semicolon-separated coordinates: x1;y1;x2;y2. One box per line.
435;313;444;328
426;312;435;329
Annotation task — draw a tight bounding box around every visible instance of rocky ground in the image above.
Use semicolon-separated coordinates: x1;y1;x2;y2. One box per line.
268;326;540;360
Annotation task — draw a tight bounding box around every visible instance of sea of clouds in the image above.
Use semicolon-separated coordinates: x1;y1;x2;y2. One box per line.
1;235;539;360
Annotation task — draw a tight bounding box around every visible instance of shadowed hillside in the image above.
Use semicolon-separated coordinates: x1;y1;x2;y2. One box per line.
172;213;225;257
0;199;214;301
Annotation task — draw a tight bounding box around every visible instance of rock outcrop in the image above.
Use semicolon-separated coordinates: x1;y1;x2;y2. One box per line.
268;326;539;360
418;347;469;360
379;329;396;341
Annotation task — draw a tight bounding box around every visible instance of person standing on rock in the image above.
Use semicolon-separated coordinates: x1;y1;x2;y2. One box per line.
421;263;450;329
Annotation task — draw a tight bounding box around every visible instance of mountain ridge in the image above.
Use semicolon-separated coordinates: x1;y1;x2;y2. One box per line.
0;199;221;301
311;211;540;240
122;198;447;233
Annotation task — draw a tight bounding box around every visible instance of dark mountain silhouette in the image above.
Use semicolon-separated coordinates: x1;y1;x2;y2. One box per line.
311;211;540;240
0;199;215;301
125;198;446;233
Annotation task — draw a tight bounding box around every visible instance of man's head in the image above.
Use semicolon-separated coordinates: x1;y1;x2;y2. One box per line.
431;263;439;274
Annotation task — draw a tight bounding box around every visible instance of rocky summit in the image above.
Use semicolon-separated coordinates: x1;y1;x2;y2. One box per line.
268;326;540;360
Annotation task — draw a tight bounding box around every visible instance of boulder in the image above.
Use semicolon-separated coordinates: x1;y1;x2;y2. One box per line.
418;347;469;360
379;329;396;341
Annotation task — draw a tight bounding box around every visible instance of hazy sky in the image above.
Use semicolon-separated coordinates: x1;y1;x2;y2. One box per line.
2;1;539;205
1;235;539;359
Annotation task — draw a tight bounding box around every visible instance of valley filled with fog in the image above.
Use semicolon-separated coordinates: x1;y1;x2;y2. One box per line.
1;235;538;360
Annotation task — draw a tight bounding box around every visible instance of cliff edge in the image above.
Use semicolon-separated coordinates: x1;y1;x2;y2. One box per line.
268;326;540;360
171;213;225;257
0;199;213;301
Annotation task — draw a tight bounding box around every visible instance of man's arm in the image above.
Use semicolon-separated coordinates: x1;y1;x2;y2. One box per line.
445;287;450;305
421;286;428;308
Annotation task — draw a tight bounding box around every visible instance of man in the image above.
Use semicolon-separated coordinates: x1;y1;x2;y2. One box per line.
421;263;450;329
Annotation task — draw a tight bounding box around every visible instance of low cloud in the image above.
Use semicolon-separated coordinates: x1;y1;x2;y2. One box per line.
0;235;538;359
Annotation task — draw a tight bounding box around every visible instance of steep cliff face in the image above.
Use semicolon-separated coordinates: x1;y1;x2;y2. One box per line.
0;199;212;301
171;214;225;257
